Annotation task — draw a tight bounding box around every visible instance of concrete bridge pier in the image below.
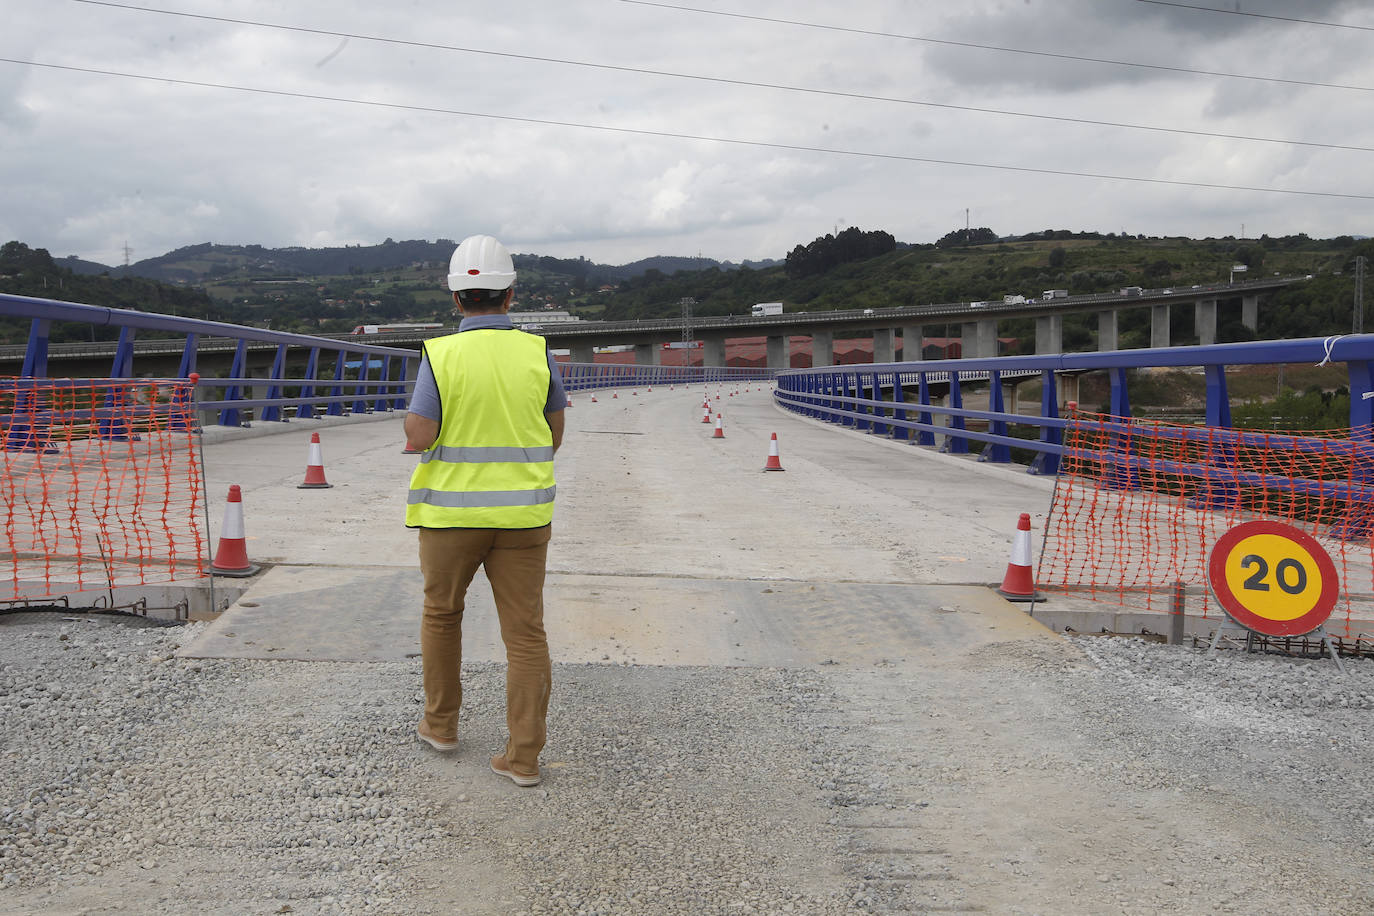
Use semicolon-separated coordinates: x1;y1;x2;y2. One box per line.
963;319;999;358
812;329;834;368
1097;309;1119;352
1242;294;1259;332
1061;373;1082;410
873;328;895;364
1195;298;1218;346
703;337;726;368
900;324;923;361
571;343;594;363
766;335;788;370
1035;315;1062;354
1151;305;1170;349
980;319;999;357
634;343;659;366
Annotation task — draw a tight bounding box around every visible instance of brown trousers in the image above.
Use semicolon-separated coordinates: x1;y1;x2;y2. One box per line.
418;525;552;775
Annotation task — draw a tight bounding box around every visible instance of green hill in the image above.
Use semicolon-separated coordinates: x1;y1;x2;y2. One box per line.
4;230;1371;349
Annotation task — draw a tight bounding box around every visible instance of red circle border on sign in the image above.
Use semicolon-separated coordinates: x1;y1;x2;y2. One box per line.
1207;520;1339;637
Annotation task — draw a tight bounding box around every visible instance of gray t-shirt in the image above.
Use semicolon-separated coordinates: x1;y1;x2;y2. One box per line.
406;313;567;421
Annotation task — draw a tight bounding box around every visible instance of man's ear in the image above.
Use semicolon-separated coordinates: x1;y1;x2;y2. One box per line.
500;289;514;313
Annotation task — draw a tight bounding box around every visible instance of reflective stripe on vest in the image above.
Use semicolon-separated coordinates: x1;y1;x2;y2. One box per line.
418;445;556;465
405;328;555;529
407;486;557;508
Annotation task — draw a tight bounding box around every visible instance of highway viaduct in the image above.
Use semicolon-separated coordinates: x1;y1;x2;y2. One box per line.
0;276;1299;379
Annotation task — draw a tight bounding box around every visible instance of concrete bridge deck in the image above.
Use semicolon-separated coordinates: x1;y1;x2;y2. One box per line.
7;384;1373;915
183;384;1057;666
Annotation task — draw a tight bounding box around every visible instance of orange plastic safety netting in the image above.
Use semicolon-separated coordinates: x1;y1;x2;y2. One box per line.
1;379;206;602
1039;411;1374;638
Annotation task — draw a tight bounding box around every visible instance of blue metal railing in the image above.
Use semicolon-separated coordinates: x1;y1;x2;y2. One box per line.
559;361;771;391
1;293;420;425
0;294;774;430
774;335;1374;481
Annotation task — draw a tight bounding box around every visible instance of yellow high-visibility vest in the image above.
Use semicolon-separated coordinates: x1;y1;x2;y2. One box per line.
405;329;555;528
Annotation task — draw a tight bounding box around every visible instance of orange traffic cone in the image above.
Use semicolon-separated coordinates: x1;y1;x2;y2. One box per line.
613;392;618;399
298;432;332;489
762;433;785;471
996;513;1045;602
403;442;422;454
701;405;712;423
211;485;260;577
712;414;725;438
590;394;598;403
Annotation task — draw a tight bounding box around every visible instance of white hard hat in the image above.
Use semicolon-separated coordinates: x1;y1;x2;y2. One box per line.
448;234;516;291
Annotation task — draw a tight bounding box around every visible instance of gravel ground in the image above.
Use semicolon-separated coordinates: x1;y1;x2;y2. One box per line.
2;614;1373;915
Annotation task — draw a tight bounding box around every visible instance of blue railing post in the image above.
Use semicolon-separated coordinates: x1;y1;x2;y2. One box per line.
297;347;321;419
1029;369;1061;476
260;344;288;422
1104;367;1139;491
1189;364;1240;509
7;320;56;452
980;370;1011;463
98;328;140;441
352;355;372;414
857;373;873;432
327;351;347;416
177;333;199;379
942;372;969;455
916;373;935;447
21;319;51;379
892;373;908;441
219;339;249;427
375;356;394;412
109;326;135;378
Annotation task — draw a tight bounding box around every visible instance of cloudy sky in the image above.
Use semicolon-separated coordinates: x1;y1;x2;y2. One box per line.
3;0;1372;268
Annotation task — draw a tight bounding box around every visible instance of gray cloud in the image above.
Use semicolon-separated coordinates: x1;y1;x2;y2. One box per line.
1;0;1372;267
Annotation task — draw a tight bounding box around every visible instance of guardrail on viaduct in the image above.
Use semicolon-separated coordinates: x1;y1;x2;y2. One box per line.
773;335;1374;481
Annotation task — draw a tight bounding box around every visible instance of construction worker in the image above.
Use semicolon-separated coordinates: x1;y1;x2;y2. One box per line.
404;234;567;787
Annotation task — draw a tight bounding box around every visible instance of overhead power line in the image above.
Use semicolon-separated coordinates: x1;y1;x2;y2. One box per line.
620;0;1374;94
4;56;1373;202
57;0;1374;154
1134;0;1374;32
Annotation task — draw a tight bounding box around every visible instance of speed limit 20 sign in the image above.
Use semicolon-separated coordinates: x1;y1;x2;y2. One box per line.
1207;520;1339;637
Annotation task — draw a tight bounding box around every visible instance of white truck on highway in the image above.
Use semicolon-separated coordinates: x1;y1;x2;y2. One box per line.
1003;294;1027;305
751;302;783;316
1042;289;1068;299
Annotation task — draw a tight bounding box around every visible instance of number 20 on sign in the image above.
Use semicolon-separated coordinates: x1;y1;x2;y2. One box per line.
1207;520;1339;638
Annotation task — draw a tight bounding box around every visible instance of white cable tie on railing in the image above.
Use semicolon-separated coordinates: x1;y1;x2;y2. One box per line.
1317;334;1346;367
